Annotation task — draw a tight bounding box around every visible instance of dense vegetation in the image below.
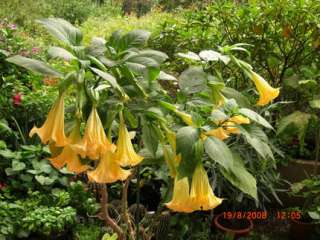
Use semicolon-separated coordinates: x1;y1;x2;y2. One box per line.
0;1;319;239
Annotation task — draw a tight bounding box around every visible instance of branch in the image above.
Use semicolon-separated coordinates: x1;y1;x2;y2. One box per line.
100;184;125;240
122;173;136;240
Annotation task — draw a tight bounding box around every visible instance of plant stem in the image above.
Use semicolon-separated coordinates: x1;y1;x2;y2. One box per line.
313;125;320;175
122;173;136;240
100;184;125;240
135;165;141;240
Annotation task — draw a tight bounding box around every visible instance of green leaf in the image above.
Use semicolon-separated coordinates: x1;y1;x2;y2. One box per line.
12;160;26;171
179;66;207;94
221;87;250;107
134;49;168;64
309;98;320;109
176;127;200;178
204;137;233;170
221;154;258;200
6;55;62;77
126;56;159;68
239;108;273;129
308;211;320;220
277;111;311;151
240;125;274;160
209;109;228;123
37;18;83;46
90;67;127;98
141;119;159;157
121;30;151;50
48;47;76;61
35;175;55;185
158;71;177;81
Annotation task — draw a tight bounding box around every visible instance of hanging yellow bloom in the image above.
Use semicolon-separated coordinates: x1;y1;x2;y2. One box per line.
190;164;223;211
115;115;143;167
29;94;68;147
165;176;194;213
205;127;230;140
229;115;250;125
87;150;131;184
49;123;88;174
249;71;280;106
72;107;113;160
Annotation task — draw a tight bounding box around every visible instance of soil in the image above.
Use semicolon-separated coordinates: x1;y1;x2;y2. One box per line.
218;217;251;230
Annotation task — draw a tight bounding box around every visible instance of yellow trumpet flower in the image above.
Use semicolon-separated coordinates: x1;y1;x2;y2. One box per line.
229;115;250;125
165;176;194;213
115;115;143;167
205;127;230;140
250;71;280;106
49;123;88;174
29;94;68;147
73;107;113;160
190;164;223;211
87;150;131;184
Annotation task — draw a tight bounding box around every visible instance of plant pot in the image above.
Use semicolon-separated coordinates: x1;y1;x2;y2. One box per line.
213;213;253;239
290;218;317;240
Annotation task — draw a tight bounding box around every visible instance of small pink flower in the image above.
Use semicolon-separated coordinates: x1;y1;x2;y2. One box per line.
31;47;40;54
12;93;22;106
9;24;17;30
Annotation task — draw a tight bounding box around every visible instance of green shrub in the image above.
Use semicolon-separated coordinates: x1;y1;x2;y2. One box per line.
152;0;320;88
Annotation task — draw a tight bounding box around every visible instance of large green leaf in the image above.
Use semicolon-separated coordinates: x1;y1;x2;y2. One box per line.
134;50;168;64
48;47;76;61
90;67;126;98
120;30;151;50
239;108;273;129
221;87;250;107
221;154;258;200
176;126;200;178
37;18;83;46
6;55;62;77
204;137;233;171
240;125;274;160
179;66;207;94
126;56;159;68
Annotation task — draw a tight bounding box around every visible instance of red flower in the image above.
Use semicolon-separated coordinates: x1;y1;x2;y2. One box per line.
12;93;22;106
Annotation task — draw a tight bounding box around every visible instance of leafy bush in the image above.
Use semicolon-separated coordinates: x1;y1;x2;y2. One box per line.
152;0;320;88
0;190;76;238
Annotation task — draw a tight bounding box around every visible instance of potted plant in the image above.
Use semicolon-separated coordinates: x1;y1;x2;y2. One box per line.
289;176;320;240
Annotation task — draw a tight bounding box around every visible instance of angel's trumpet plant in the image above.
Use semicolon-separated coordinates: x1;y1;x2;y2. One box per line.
49;121;88;174
29;93;68;146
87;148;131;184
115;113;143;167
72;107;113;160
